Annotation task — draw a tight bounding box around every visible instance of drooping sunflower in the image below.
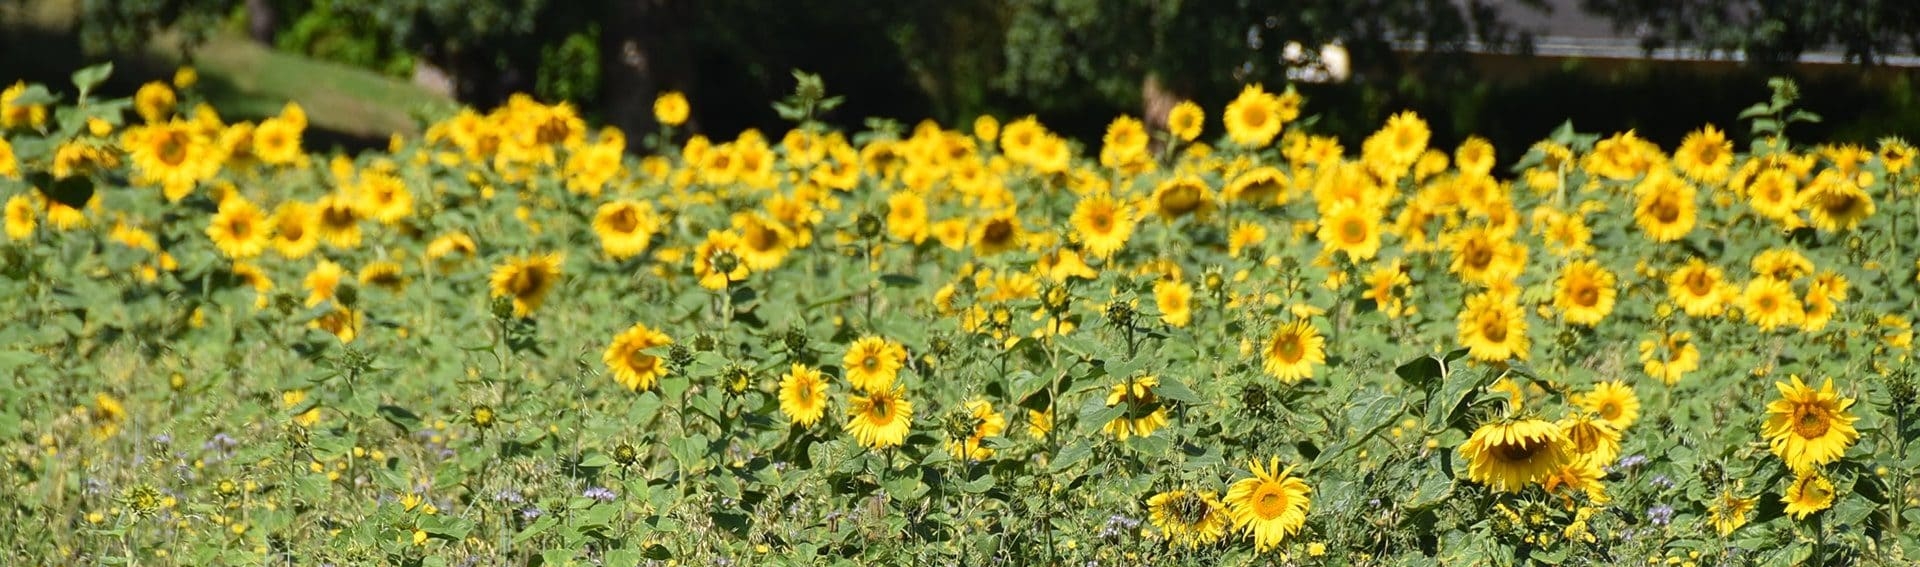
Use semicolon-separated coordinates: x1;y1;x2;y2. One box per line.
1458;418;1572;493
1315;202;1384;262
358;260;408;293
1457;292;1530;362
692;230;750;290
603;322;672;392
1166;101;1204;142
1146;489;1230;548
1070;192;1134;259
592;200;658;260
205;197;270;260
1674;124;1733;184
842;336;907;393
1631;170;1698;243
1103;375;1169;440
1558;414;1621;468
1150;175;1215;221
1223;458;1312;552
1762;376;1859;473
1708;484;1759;536
970;210;1024;256
1262;319;1326;384
1666;258;1729;317
1574;381;1640;431
1223;84;1283;148
779;363;830;427
846;386;913;450
1740;276;1804;332
313;194;363;249
488;252;564;318
1552;259;1617;326
1154;279;1194;328
945;399;1007;461
1782;469;1835;520
1224;166;1290;207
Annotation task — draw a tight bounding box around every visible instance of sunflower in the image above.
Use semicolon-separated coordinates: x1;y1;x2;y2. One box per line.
0;136;19;180
1458;418;1572;493
134;81;176;123
653;91;690;127
89;393;127;440
1752;248;1813;281
1638;330;1701;386
358;261;408;293
427;232;477;265
1666;258;1729;317
205;198;270;260
592;200;658;260
313;194;363;249
1374;110;1431;170
1552;259;1616;326
1361;260;1412;318
970;210;1024;255
1150;175;1214;221
1740;276;1804;332
253;117;303;166
1224;458;1312;552
1708;484;1758;536
732;212;793;271
1070;192;1134;259
1801;282;1838;332
945;399;1007;461
1540;461;1610;504
1167;101;1204;142
1457;292;1530;362
4;194;33;240
1146;489;1230;548
1800;171;1874;232
692;230;750;290
1673;125;1733;184
1558;414;1620;468
846;386;913;450
604;322;672;392
1229;222;1269;258
842;336;907;393
886;192;930;244
1782;469;1835;520
1316;202;1384;262
1574;381;1640;430
1262;319;1326;383
1762;376;1859;473
1103;375;1169;440
488;253;564;318
1631;170;1698;243
1745;167;1800;224
1446;227;1526;286
2;81;49;129
311;305;361;343
356;172;413;224
1455;136;1496;177
304;259;346;307
1154;279;1194;328
1224;166;1290;207
1223;84;1283;148
770;363;830;427
1099;115;1149;168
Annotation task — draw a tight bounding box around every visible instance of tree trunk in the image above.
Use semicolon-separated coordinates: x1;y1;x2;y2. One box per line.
245;0;277;44
601;0;698;148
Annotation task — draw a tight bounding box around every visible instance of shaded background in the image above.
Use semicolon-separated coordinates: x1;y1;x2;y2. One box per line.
4;0;1918;163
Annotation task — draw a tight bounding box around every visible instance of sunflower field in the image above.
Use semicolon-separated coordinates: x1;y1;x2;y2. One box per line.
2;63;1919;566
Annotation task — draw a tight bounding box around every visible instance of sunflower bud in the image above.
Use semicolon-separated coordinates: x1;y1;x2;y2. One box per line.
782;327;810;355
856;212;883;239
1106;302;1136;329
123;483;163;519
693;333;718;352
169;372;186;391
613;443;639;466
668;344;694;369
490;296;516;320
713;250;741;275
723;363;752;395
942;410;978;440
1203;270;1225;294
1043;285;1071;313
470;405;495;429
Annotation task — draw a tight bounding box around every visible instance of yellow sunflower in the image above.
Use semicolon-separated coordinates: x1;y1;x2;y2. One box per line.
1558;414;1621;468
89;393;127;440
1666;258;1729;317
1154;279;1194;328
1574;381;1640;430
1782;469;1834;520
358;261;408;293
842;336;907;393
4;194;34;241
779;363;830;427
1146;489;1230;548
1223;458;1312;553
1638;330;1701;386
1458;418;1572;493
1762;376;1859;473
653;91;690;127
1103;375;1169;440
1674;125;1733;184
846;386;913;450
0;136;19;180
1457;292;1530;362
1262;319;1326;384
733;212;794;271
1150;175;1215;221
1099;115;1149;168
1455;136;1496;177
692;230;750;290
1745;167;1800;224
604;322;672;391
1224;166;1290;207
488;253;564;318
253;117;304;166
886;192;930;244
205;197;271;260
1708;484;1758;536
945;399;1007;461
1167;101;1204;142
1070;192;1134;259
355;172;413;224
1223;84;1283;148
311;305;361;344
970;210;1024;256
313;194;363;249
134;82;176;123
1799;171;1874;232
1740;276;1804;332
265;201;320;259
1552;259;1616;326
304;259;346;307
593;200;659;260
1315;202;1384;262
1540;461;1610;504
1631;170;1698;243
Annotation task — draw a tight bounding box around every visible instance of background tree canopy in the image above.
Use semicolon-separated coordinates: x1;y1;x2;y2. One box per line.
59;0;1920;158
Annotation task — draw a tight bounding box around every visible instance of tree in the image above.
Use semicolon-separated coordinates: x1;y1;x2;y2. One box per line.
1579;0;1920;65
